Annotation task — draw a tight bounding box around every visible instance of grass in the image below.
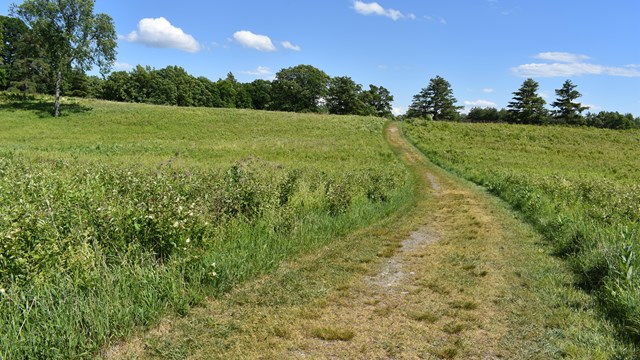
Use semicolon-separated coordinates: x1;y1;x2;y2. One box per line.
110;123;635;359
0;97;412;359
404;120;640;348
0;96;396;171
310;327;356;341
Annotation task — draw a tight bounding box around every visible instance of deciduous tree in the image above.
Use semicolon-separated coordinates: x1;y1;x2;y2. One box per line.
271;64;329;113
360;84;394;118
12;0;117;116
0;16;29;89
326;76;363;115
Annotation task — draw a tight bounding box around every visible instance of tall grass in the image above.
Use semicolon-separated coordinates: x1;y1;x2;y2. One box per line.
0;98;411;359
404;120;640;342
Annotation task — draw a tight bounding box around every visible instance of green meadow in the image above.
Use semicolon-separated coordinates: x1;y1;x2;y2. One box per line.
0;98;411;359
404;120;640;342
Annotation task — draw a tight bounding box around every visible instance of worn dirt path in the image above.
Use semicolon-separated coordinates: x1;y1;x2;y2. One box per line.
106;122;615;359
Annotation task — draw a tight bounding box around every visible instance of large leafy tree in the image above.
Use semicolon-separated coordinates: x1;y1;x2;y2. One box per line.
247;79;272;110
551;79;589;125
360;84;394;118
407;75;460;120
0;16;29;88
326;76;363;115
12;0;117;116
507;78;548;124
271;64;329;113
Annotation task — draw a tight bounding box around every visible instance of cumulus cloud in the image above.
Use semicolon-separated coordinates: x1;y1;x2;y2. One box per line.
482;88;494;93
464;99;497;108
534;52;590;63
281;41;301;51
513;52;640;78
240;66;274;79
353;1;409;21
124;17;202;53
462;99;498;114
234;31;276;52
114;62;133;71
392;106;406;116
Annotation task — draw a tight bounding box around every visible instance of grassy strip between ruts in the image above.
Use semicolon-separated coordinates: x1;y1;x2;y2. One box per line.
105;123;632;359
404;120;640;348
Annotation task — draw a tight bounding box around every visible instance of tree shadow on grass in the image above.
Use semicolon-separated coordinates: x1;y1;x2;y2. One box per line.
0;99;92;118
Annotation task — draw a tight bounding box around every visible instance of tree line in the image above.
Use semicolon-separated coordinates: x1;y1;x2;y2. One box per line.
1;13;393;117
2;3;637;126
98;64;395;117
406;75;640;130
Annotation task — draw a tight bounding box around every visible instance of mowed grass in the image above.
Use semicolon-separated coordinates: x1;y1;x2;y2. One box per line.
0;97;393;170
0;97;411;359
404;120;640;346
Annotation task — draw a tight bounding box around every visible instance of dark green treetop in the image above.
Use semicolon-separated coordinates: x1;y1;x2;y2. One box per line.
507;78;548;124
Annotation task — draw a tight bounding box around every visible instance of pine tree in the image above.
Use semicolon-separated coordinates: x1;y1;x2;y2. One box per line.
507;78;548;124
551;80;589;125
408;75;460;120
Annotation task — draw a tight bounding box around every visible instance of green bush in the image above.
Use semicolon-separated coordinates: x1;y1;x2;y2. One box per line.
0;152;409;359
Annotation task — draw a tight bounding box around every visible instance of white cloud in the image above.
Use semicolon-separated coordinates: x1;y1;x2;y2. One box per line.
353;1;408;21
424;15;447;25
482;88;494;93
392;106;406;116
513;62;640;78
407;13;416;20
281;41;301;51
240;66;274;79
114;62;133;71
233;30;276;52
512;52;640;78
124;17;201;53
464;99;497;108
535;52;590;63
462;99;498;114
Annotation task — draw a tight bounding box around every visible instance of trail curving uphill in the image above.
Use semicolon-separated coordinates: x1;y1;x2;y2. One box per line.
106;122;620;359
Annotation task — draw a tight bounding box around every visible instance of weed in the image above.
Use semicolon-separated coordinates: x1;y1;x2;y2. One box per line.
442;322;465;334
450;300;478;310
0;98;411;359
406;310;440;323
310;326;355;341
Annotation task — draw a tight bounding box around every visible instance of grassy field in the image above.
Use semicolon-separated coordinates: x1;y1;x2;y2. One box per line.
106;123;633;359
0;97;411;359
404;120;640;344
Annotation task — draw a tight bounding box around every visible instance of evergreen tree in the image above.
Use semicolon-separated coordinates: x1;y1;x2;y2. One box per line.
407;75;460;120
507;78;548;124
551;80;589;125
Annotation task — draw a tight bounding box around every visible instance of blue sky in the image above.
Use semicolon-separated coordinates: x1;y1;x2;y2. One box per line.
2;0;639;115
